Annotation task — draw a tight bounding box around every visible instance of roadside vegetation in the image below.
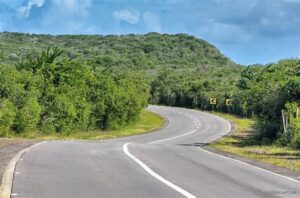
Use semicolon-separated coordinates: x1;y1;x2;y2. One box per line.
152;59;300;149
0;32;239;138
210;112;300;172
5;110;165;140
0;32;299;149
0;47;149;137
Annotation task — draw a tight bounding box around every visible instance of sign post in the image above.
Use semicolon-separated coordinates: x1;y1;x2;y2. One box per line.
282;110;287;133
225;99;233;113
209;98;217;111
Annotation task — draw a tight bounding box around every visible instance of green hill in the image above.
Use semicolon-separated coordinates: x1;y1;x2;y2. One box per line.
0;32;243;110
0;32;239;70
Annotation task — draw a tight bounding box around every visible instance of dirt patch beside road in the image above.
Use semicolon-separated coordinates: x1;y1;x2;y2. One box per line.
0;138;41;185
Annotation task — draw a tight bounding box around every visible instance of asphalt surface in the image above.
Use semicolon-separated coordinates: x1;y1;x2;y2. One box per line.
12;106;300;198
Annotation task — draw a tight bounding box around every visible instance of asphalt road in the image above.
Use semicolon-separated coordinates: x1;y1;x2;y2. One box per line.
12;106;300;198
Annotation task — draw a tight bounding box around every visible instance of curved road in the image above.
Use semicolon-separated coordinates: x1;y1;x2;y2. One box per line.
12;106;299;198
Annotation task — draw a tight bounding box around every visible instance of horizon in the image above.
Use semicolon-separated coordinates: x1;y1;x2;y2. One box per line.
0;0;300;65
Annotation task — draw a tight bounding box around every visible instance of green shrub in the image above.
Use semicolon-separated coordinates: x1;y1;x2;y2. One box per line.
291;132;300;149
14;96;42;133
0;99;16;136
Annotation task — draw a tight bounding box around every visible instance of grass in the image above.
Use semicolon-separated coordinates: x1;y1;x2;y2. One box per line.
210;112;300;172
8;110;165;141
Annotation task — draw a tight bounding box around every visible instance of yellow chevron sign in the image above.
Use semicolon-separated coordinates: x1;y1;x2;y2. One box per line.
210;98;217;105
226;99;233;106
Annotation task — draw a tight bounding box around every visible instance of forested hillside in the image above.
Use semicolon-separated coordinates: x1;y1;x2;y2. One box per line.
0;32;237;70
0;31;242;111
0;32;299;148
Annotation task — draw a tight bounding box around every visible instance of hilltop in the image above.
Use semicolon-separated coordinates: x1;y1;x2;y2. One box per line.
0;32;239;71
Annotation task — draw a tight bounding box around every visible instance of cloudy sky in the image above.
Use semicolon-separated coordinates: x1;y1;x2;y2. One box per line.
0;0;299;65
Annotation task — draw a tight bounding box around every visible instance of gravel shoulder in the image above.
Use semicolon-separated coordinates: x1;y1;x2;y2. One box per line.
0;138;41;185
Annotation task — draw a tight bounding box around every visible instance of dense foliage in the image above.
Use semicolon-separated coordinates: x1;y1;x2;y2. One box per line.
151;59;300;147
236;60;300;147
150;66;240;110
0;47;149;136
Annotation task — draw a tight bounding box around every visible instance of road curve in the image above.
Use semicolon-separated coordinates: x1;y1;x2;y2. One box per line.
12;105;300;198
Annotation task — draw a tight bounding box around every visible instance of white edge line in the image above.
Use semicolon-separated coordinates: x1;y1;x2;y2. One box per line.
140;107;299;189
195;112;300;185
150;107;300;184
198;147;300;184
207;113;232;142
0;141;47;198
123;143;196;198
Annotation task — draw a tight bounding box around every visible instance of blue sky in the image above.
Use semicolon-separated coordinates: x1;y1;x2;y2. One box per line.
0;0;300;65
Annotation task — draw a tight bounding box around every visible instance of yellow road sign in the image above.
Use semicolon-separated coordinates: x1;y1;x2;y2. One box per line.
210;98;217;105
226;99;233;106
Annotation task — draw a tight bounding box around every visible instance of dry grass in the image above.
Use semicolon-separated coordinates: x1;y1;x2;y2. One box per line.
210;112;300;172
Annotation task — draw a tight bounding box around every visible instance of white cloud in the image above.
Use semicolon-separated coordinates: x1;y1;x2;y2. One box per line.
113;9;140;24
202;21;252;43
55;0;92;16
143;12;162;32
42;0;92;27
17;0;45;18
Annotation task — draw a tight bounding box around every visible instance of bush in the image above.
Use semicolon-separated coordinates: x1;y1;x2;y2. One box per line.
13;96;42;133
0;47;149;136
0;99;16;136
291;131;300;149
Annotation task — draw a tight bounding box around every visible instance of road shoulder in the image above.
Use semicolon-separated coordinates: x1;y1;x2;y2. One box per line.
201;145;300;181
0;139;42;197
204;112;300;182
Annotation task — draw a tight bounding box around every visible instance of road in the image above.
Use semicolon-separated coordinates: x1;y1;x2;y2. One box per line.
12;106;300;198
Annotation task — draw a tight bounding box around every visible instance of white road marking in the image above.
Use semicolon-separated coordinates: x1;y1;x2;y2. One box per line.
190;109;232;139
1;141;47;198
198;147;300;184
149;108;231;145
14;172;20;175
11;193;18;196
148;107;299;190
123;143;196;198
149;129;197;144
193;112;300;184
